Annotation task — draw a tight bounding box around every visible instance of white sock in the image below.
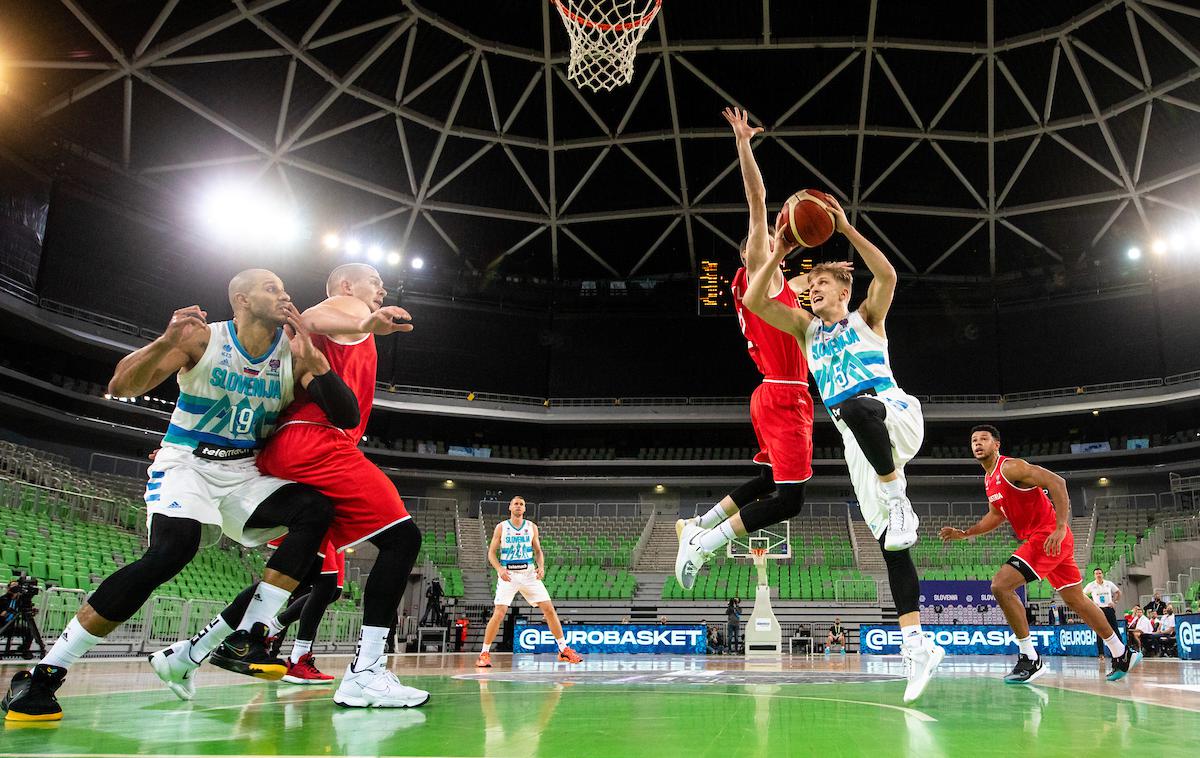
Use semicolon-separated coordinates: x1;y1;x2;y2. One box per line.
555;637;568;652
1103;633;1126;658
481;643;491;654
187;616;234;663
1017;635;1038;660
41;618;103;670
697;520;738;552
698;502;734;529
266;616;285;636
351;625;389;672
901;623;925;647
237;582;292;632
289;639;313;664
880;478;905;499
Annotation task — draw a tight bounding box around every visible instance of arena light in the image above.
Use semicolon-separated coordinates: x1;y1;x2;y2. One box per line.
411;257;424;270
654;484;665;493
1098;477;1110;486
367;244;384;263
322;232;340;250
198;184;303;247
343;238;362;256
386;250;401;266
1126;247;1141;261
1151;238;1168;255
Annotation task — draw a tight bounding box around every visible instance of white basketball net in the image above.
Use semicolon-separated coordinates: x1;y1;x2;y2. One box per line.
553;0;662;92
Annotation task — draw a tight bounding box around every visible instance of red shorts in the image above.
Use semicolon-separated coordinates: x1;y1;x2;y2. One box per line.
1010;529;1081;591
265;535;345;588
257;423;410;553
749;380;814;484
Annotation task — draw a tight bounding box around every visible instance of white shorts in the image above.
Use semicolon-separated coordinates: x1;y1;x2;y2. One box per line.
832;388;924;540
494;567;551;607
144;446;291;548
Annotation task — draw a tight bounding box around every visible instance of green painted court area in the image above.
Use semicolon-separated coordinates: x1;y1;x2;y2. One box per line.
3;656;1199;757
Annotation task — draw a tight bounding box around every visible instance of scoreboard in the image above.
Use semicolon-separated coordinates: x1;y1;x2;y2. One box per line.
697;256;813;315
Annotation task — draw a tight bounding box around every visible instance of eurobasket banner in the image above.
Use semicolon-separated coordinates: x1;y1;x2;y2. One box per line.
514;624;706;655
919;580;1024;611
1177;614;1200;661
860;623;1126;656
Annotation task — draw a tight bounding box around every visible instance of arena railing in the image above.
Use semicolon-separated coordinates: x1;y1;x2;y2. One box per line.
473;500;645;519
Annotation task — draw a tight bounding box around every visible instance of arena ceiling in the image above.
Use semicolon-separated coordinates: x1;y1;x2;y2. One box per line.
3;0;1200;281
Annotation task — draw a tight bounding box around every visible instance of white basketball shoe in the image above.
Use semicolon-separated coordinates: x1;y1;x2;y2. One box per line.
148;639;201;701
883;492;919;551
901;635;944;703
334;662;430;709
674;523;712;591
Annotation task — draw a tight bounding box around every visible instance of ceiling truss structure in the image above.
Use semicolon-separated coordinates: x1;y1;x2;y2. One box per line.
8;0;1200;279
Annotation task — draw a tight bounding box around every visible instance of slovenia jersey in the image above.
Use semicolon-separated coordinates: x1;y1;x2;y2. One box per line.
499;520;534;566
804;310;897;408
162;320;294;453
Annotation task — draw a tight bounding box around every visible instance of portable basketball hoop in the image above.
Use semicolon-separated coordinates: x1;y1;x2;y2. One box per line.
552;0;662;92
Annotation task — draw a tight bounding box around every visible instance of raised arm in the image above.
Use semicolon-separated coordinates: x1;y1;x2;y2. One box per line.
108;305;209;397
301;295;412;337
284;307;360;429
826;196;897;330
939;504;1006;542
1002;457;1072;556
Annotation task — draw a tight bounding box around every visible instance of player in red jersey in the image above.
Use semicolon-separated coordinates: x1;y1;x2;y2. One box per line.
260;536;344;684
941;425;1141;683
674;107;823;590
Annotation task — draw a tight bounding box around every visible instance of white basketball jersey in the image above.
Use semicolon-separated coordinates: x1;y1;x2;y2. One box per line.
162;320;294;452
499;520;534;565
804;310;899;408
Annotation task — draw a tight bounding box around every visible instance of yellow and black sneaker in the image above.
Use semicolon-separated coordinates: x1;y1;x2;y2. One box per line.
209;622;287;681
2;665;66;722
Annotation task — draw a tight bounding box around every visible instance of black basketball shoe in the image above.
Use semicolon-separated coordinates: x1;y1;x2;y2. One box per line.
2;664;66;722
1106;646;1143;681
1003;654;1046;684
266;630;285;659
209;622;287;680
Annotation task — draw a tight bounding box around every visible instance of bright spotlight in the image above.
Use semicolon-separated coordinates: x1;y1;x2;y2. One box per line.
411;257;424;270
386;251;401;266
367;244;384;263
1126;247;1141;261
198;184;303;247
1169;233;1184;252
344;238;362;256
1151;238;1168;255
322;232;340;250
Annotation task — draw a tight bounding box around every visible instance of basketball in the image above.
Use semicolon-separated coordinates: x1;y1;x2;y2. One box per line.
776;189;836;248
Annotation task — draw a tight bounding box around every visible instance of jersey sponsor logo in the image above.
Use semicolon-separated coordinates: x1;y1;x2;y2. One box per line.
192;443;255;461
209;367;281;400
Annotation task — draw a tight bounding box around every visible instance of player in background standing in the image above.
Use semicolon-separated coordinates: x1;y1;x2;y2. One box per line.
674;107;818;594
476;497;582;667
1083;568;1123;660
736;110;942;701
4;271;359;720
942;425;1141;683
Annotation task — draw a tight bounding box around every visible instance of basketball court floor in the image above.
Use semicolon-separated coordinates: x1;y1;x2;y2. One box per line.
2;653;1198;756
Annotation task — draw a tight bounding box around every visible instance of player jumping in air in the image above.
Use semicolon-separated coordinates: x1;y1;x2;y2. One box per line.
942;425;1141;683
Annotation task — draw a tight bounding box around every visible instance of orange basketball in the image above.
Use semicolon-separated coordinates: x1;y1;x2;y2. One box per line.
776;189;836;248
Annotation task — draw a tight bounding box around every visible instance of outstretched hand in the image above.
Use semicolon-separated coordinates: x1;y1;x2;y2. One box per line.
824;194;850;234
722;107;763;142
939;526;967;542
359;305;414;336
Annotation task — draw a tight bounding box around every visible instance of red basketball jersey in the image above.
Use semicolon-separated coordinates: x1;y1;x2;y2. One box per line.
277;331;377;445
984;455;1058;540
731;267;808;380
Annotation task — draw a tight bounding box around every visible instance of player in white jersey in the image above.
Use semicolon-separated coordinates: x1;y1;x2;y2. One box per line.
476;497;582;667
743;195;942;702
2;270;361;722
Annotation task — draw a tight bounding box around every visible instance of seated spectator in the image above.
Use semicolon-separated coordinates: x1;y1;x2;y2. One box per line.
1144;606;1178;658
1145;592;1168;617
1128;606;1153;652
826;617;847;656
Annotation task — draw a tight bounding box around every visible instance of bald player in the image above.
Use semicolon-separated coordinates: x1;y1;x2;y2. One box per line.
2;270;360;722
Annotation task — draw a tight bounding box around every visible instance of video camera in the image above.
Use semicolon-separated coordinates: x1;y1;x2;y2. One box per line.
6;574;39;607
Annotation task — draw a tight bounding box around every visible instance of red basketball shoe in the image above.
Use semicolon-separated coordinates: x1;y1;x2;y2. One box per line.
281;653;335;684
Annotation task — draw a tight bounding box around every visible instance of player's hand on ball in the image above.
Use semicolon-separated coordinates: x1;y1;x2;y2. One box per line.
722;106;762;142
773;228;800;258
939;526;965;541
360;305;413;336
825;194;851;234
163;305;207;346
499;569;511;582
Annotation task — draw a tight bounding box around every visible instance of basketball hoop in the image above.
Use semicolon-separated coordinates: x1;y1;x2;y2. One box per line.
552;0;662;92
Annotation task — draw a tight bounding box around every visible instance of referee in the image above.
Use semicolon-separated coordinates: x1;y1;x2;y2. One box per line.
1083;568;1122;658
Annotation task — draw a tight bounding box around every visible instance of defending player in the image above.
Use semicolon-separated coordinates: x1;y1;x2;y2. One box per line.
673;107;816;593
2;270;359;721
263;537;344;683
942;425;1141;683
732;106;942;702
476;497;582;667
